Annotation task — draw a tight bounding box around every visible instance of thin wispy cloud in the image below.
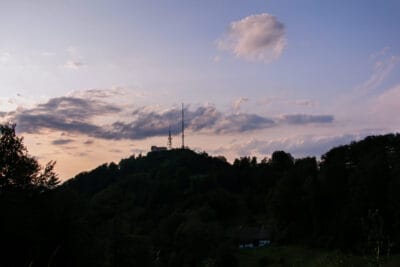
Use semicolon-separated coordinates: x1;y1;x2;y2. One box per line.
213;55;221;63
214;113;275;133
280;114;333;124
69;88;125;99
290;99;317;107
63;46;86;70
357;48;400;93
83;140;94;145
213;133;372;159
371;84;400;125
52;138;75;145
330;47;400;121
64;60;85;70
232;97;249;113
255;96;318;109
217;13;286;62
0;51;12;63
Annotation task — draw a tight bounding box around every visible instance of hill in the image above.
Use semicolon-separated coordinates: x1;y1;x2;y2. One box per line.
2;132;400;266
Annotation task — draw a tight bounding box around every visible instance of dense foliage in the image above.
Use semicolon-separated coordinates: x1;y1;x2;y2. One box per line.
1;123;400;266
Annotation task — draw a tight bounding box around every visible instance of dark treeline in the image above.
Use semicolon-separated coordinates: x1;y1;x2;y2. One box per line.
1;123;400;266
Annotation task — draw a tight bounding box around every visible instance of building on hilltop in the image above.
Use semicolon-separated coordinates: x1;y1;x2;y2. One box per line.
150;146;167;152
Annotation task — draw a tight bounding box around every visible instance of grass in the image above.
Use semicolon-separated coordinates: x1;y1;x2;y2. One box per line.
237;245;400;267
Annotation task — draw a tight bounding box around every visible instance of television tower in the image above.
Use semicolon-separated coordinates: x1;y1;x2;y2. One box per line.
168;125;172;149
181;103;185;149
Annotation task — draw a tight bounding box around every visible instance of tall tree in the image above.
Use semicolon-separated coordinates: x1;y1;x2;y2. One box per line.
0;123;59;192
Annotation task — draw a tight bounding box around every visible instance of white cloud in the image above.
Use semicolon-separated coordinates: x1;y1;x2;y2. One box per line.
217;13;286;62
0;51;11;63
64;59;85;70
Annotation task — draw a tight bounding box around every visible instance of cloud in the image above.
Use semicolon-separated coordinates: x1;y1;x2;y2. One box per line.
3;91;334;141
217;13;286;62
69;88;125;99
31;96;120;120
52;138;74;145
213;55;221;63
214;113;275;133
83;140;94;145
16;112;104;135
357;48;400;93
10;95;121;136
375;84;400;110
109;106;332;139
64;60;85;69
280;114;334;124
232;97;249;112
110;105;276;139
370;84;400;126
256;97;318;109
215;133;366;159
290;99;317;107
0;51;11;63
110;105;221;139
109;148;123;153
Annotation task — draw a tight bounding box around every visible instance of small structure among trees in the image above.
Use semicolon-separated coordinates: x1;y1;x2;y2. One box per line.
233;227;271;249
150;146;168;152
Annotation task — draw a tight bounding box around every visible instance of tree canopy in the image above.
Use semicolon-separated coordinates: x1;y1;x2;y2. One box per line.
2;124;400;266
0;123;59;192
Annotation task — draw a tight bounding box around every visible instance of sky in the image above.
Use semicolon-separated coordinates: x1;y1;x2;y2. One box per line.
1;0;400;180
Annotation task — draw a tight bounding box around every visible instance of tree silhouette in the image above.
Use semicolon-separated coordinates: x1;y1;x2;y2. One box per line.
0;123;59;192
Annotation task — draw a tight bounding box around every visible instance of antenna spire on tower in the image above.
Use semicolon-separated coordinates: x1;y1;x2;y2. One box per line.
168;125;172;149
181;103;185;149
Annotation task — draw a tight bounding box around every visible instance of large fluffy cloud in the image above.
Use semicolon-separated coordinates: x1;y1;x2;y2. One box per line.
217;13;286;62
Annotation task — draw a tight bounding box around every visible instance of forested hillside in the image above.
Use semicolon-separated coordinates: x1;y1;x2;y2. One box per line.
2;123;400;266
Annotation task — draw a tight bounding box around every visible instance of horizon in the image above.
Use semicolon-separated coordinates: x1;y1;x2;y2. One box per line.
1;0;400;180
